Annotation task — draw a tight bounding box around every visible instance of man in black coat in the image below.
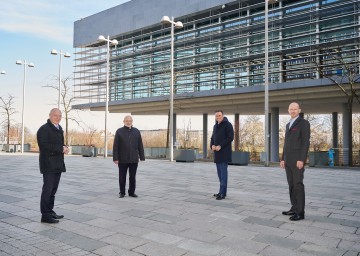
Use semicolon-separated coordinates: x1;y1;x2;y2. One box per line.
37;108;69;224
210;110;234;200
113;115;145;198
280;102;310;221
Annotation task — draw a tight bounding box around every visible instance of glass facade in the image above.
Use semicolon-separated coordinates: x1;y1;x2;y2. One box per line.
73;0;359;103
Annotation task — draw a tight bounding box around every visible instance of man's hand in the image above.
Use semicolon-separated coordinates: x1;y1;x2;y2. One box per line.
296;161;304;170
211;145;216;151
215;145;221;151
63;146;69;154
113;160;119;165
280;160;285;168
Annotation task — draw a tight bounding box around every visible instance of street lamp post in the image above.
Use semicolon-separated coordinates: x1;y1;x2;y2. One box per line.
264;0;278;166
98;35;118;158
16;60;35;153
160;16;183;162
51;49;71;109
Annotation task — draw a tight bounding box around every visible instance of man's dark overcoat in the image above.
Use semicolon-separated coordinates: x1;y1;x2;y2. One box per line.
210;117;234;163
37;119;66;174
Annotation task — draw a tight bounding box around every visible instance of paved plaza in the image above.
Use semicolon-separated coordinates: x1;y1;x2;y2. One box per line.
0;153;359;256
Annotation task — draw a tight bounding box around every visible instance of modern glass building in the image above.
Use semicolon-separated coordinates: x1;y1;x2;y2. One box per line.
73;0;359;161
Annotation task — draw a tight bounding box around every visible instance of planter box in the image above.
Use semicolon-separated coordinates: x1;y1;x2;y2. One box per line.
309;151;328;167
4;144;15;153
229;151;250;166
144;147;168;158
174;149;196;162
81;146;98;157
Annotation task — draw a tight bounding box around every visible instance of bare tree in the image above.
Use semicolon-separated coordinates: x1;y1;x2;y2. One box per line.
306;114;332;151
82;125;99;146
44;75;81;145
0;95;17;144
239;115;264;159
313;45;360;165
177;118;201;149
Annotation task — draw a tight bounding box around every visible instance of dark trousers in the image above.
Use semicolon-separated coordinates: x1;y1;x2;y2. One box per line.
216;162;228;196
118;163;138;195
41;173;61;217
285;165;305;215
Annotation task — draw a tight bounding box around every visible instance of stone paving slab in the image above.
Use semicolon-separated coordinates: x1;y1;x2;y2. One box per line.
0;153;359;256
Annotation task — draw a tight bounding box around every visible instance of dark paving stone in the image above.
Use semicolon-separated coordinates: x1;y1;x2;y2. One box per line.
39;229;107;251
0;211;13;219
243;216;285;228
0;194;23;203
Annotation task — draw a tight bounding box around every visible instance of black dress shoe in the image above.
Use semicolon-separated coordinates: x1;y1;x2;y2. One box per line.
282;210;296;216
41;217;59;224
51;213;64;219
214;193;226;197
216;194;225;200
129;194;138;198
289;213;304;221
119;194;125;198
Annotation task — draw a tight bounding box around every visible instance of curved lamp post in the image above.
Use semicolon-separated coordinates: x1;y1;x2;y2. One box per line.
160;16;183;162
16;60;35;153
98;35;118;158
51;49;71;109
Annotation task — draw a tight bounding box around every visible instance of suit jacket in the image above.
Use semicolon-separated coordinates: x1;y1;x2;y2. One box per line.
281;117;310;167
37;119;66;174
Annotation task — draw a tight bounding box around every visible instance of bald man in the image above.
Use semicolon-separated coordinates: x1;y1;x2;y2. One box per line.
280;102;310;221
113;115;145;198
37;108;69;224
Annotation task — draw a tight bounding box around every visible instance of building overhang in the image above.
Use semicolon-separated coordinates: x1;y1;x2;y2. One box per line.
72;78;360;115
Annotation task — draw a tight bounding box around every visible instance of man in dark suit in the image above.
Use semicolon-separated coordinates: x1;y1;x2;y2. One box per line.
113;115;145;198
37;108;69;224
210;110;234;200
280;102;310;221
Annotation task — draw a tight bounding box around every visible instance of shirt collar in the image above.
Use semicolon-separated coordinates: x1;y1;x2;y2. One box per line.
290;116;299;123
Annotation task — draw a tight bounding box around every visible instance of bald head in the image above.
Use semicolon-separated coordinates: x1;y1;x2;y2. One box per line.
123;115;133;128
288;102;301;119
49;108;62;125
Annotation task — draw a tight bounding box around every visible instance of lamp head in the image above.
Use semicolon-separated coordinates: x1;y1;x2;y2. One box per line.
16;60;23;65
175;21;183;29
111;39;118;46
0;70;6;75
28;63;35;68
98;35;106;42
64;53;71;58
51;49;58;55
161;16;171;24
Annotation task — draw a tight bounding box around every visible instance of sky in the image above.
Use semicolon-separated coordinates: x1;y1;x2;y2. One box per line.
0;0;190;135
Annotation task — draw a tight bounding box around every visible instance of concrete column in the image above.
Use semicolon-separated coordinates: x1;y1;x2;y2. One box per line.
342;103;351;166
271;107;279;162
332;112;338;148
234;113;240;151
203;113;208;159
